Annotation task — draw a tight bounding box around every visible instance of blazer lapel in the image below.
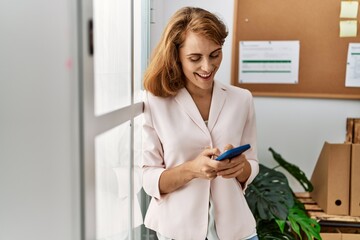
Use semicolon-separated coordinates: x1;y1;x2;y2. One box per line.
207;81;227;133
174;88;209;135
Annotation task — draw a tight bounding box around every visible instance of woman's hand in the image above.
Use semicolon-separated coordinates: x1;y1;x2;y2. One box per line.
188;147;221;180
158;145;251;194
159;147;221;194
215;144;251;183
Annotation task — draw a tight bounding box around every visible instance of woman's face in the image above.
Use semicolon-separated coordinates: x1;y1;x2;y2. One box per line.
179;31;223;94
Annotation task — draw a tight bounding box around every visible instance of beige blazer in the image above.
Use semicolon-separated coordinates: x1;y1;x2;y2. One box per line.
142;81;259;240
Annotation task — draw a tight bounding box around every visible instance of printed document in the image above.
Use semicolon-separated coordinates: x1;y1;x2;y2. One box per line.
345;43;360;87
239;41;300;84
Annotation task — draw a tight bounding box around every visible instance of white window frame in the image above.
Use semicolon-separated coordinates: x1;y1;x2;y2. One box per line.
77;0;149;239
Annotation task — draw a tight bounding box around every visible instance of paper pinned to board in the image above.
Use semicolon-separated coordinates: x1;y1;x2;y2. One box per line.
340;20;358;37
238;41;300;84
340;1;359;18
345;43;360;87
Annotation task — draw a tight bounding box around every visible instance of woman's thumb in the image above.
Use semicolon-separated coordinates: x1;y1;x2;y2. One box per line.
224;144;234;151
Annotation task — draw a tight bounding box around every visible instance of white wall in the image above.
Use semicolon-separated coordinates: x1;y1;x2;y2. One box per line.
0;1;81;239
153;0;360;191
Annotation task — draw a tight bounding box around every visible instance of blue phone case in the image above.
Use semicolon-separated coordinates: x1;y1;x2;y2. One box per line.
215;144;251;161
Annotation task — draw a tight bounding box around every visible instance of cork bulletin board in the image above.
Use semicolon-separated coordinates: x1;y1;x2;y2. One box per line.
231;0;360;99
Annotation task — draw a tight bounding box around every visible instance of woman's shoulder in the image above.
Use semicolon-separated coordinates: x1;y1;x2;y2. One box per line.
143;90;173;102
215;81;253;98
142;90;177;111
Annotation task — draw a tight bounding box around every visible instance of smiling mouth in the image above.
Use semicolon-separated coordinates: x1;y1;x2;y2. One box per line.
195;72;212;79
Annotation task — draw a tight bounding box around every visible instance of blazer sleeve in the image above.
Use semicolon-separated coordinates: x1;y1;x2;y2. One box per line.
141;91;166;201
239;90;259;192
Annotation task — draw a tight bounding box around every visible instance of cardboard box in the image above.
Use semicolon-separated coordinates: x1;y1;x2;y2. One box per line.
346;118;360;144
320;228;341;240
340;226;360;239
346;118;354;143
320;228;360;240
350;144;360;216
310;142;351;215
342;234;360;240
321;234;360;240
321;233;342;240
354;120;360;144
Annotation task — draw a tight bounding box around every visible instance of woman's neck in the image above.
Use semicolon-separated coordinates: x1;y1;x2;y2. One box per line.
185;82;213;99
186;83;213;121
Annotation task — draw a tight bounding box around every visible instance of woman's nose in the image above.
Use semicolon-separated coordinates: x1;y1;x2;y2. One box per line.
201;58;214;72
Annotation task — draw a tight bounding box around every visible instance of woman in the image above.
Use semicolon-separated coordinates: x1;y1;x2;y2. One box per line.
142;7;259;240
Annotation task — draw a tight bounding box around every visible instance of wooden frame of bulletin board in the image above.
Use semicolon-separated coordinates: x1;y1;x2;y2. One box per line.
231;0;360;99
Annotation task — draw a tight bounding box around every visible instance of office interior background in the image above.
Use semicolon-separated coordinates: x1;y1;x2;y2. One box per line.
1;0;359;239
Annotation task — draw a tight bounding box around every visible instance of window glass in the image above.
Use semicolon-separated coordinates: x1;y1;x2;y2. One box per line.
95;122;143;239
133;0;146;104
90;0;149;239
94;0;131;116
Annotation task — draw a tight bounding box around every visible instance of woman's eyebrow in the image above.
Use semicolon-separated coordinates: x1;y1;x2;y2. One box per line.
210;47;222;54
186;53;202;57
186;48;222;57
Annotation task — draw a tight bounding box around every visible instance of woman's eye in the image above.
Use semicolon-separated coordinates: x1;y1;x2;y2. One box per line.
189;57;200;62
210;53;220;58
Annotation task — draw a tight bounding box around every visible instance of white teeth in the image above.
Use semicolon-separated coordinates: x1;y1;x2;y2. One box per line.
198;73;211;78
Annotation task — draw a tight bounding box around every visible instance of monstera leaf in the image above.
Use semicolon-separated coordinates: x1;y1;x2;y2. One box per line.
245;164;294;221
256;220;296;240
269;148;313;192
287;201;321;240
246;149;321;240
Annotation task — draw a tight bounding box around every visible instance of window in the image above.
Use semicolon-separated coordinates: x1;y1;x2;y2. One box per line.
79;0;149;239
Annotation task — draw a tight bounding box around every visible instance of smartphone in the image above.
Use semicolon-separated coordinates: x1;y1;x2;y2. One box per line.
215;144;251;161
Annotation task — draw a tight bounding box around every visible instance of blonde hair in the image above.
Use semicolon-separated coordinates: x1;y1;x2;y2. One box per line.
143;7;228;97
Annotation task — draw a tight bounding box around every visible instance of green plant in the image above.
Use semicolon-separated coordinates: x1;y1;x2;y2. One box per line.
245;148;321;240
